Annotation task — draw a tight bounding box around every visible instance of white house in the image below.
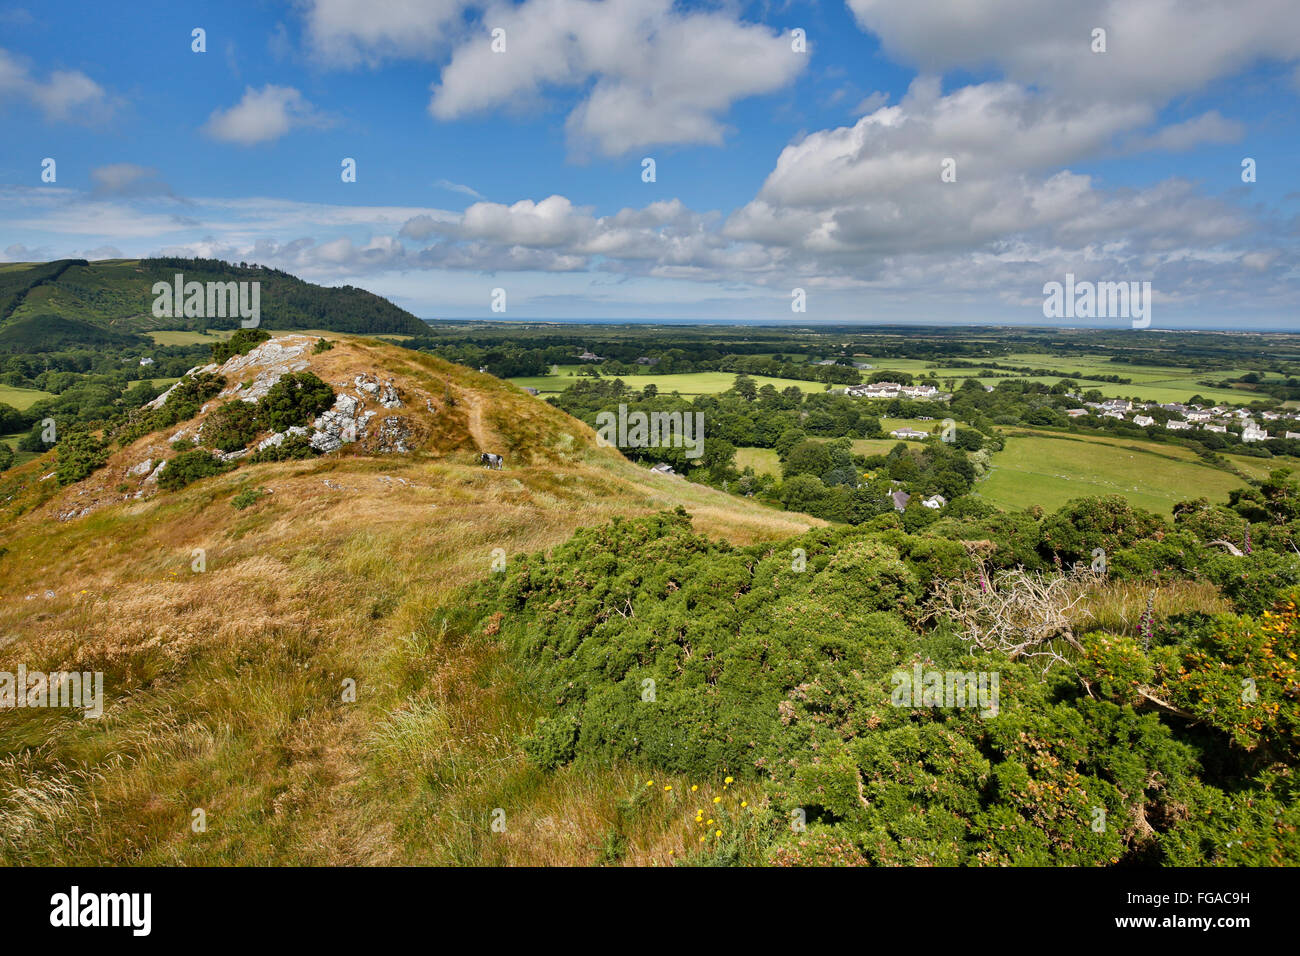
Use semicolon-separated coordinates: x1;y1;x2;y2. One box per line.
1133;415;1155;427
1241;423;1269;443
1166;419;1193;431
899;384;939;399
922;494;947;510
890;427;929;440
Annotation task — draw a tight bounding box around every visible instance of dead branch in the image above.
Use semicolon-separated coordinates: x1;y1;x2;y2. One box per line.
921;563;1104;674
1135;687;1198;721
1206;539;1245;557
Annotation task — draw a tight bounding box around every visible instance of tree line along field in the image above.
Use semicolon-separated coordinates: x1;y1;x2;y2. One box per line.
509;368;828;396
511;354;1253;407
854;354;1255;406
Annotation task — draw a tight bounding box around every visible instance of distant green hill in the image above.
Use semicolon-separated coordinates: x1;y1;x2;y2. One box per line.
0;258;430;351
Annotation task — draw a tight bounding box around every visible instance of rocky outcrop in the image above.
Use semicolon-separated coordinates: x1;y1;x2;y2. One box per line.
353;373;402;409
310;394;365;452
145;381;180;411
218;340;314;404
374;416;413;453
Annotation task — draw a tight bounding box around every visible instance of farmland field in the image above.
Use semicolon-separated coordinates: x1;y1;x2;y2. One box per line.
0;384;53;411
977;432;1248;514
146;329;236;346
735;446;781;477
1223;453;1288;481
852;438;908;456
1000;426;1212;461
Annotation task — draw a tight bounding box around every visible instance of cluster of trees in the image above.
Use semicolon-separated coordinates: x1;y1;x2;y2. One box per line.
0;343;218;469
762;433;990;528
550;374;996;526
0;345;204;390
471;482;1300;866
210;328;270;364
422;342;577;378
943;359;1133;384
552;375;883;447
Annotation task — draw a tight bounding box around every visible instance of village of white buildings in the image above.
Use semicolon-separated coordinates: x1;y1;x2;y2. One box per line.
837;379;1299;445
1062;398;1300;442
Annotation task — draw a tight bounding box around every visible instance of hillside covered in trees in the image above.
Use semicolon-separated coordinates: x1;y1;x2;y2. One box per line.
0;258;430;351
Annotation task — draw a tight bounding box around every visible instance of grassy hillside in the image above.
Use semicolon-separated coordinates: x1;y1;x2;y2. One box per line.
0;334;818;865
0;259;430;350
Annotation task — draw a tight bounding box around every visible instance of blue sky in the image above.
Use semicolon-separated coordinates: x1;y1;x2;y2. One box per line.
1;0;1297;328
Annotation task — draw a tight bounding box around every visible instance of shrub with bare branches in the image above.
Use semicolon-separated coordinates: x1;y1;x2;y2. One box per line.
921;563;1104;673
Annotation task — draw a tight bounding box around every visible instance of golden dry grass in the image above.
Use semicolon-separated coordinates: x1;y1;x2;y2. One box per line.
1075;577;1230;637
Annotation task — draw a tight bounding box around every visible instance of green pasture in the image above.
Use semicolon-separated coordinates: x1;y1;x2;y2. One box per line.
977;432;1248;514
0;384;54;411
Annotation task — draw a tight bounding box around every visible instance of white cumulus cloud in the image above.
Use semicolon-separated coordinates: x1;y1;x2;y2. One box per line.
203;85;327;145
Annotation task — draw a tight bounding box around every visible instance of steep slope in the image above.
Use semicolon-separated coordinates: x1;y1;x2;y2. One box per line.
0;258;430;348
0;334;819;864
